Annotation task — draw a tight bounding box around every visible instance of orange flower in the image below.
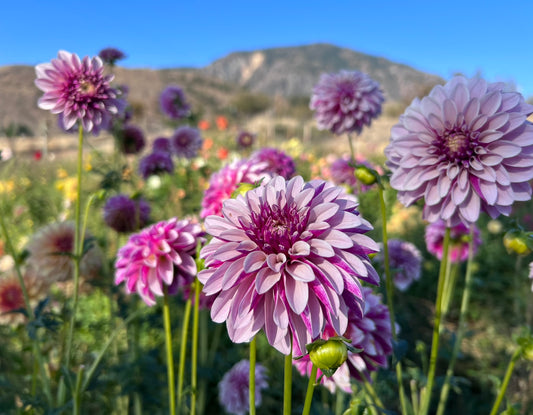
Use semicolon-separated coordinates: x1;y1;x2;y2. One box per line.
217;147;229;160
198;119;211;130
216;116;228;131
203;137;214;151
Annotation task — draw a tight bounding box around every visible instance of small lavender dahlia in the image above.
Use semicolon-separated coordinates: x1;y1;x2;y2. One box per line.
114;218;204;306
199;176;380;354
236;130;256;148
35;50;122;132
310;70;384;136
98;47;126;66
200;159;271;218
171;126;203;159
386;76;533;227
375;239;422;291
293;287;395;391
103;194;151;233
218;360;268;415
152;137;172;153
138;152;174;179
160;85;191;120
249;147;296;179
425;219;482;263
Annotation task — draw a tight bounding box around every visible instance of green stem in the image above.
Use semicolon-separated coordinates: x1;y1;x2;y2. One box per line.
378;186;407;415
73;365;84;415
420;228;451;415
283;340;293;415
347;133;356;162
363;377;385;411
302;364;318;415
190;279;201;415
249;337;257;415
65;124;85;371
163;288;176;415
489;348;522;415
335;389;344;415
177;295;192;414
436;231;476;415
441;261;459;318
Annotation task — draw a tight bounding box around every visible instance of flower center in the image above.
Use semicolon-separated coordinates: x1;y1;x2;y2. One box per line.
55;234;73;253
0;285;23;311
434;125;479;164
79;79;97;95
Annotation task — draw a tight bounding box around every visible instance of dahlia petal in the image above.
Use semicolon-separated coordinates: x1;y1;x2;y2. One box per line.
479;130;504;144
286;260;315;282
211;286;238;323
487;141;522;158
148;268;164;297
443;99;458;126
222;257;246;287
309;238;335;257
480;91;502;115
311;258;344;293
322;229;354;249
451;82;470;111
284;275;308;314
289;240;310;257
243;251;267;273
309;202;339;222
255;267;281;294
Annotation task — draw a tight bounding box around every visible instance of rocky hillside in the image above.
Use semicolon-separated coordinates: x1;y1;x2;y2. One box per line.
202;43;444;101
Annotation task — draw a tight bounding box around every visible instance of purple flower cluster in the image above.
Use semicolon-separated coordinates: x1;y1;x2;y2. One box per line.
386;76;533;227
98;47;126;66
425;219;482;263
310;70;384;135
250;147;296;179
35;50;123;133
375;239;422;291
114;218;204;306
117;124;146;154
138;152;174;179
218;360;268;415
171;126;203;159
160;85;191;120
103;194;151;233
199;176;380;355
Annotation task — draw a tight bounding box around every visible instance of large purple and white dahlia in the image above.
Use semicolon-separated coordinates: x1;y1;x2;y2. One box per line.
385;76;533;226
199;176;380;354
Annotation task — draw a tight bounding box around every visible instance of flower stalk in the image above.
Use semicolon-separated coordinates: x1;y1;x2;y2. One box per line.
190;278;201;415
489;348;522;415
163;288;176;415
283;338;293;415
301;364;318;415
249;336;257;415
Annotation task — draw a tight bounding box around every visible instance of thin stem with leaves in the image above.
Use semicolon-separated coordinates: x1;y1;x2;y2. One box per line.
163;288;176;415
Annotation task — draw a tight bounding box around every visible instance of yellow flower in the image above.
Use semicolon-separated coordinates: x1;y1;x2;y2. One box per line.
280;137;303;158
57;168;69;179
55;177;78;203
0;180;15;193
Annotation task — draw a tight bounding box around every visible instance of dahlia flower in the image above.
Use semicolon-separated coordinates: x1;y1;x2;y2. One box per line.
103;194;151;233
425;219;482;262
375;239;422;291
138;152;174;179
117;125;146;154
98;47;126;66
249;147;296;179
529;262;533;291
199;176;380;354
25;222;103;283
200;158;271;218
218;360;268;415
35;50;122;133
114;218;203;306
310;70;384;136
385;76;533;227
236;131;256;148
160;85;191;120
171;126;203;159
152;137;172;153
293;287;395;391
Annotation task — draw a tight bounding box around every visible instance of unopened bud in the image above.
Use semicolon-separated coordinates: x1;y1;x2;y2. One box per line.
503;230;532;256
307;339;348;377
232;182;257;198
354;166;377;186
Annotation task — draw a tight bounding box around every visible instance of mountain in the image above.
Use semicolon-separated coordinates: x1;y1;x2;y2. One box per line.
0;43;444;138
201;43;444;101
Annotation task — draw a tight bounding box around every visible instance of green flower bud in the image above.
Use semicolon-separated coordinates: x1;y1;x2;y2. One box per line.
503;230;532;256
307;338;348;377
231;182;257;198
354;166;377;186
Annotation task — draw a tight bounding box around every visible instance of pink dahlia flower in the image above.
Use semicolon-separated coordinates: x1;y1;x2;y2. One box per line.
425;219;482;263
114;218;204;306
310;70;384;136
35;50;122;133
529;262;533;291
293;287;395;391
375;239;422;292
385;76;533;227
218;359;268;415
199;176;380;355
249;147;296;179
200;159;271;218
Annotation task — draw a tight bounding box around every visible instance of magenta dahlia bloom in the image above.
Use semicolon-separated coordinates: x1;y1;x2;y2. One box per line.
103;194;151;233
152;137;172;153
171;126;203;159
35;50;122;133
98;47;126;66
529;262;533;291
385;76;533;227
117;124;146;154
199;176;380;354
200;158;271;218
160;85;191;120
139;152;174;179
249;147;296;179
294;287;395;391
375;239;422;291
236;130;256;148
218;360;268;415
114;218;204;306
310;70;384;136
425;219;482;263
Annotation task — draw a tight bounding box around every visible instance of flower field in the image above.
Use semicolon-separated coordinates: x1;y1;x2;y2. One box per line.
0;48;532;415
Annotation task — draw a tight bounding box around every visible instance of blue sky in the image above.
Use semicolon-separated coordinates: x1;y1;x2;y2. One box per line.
2;1;532;98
